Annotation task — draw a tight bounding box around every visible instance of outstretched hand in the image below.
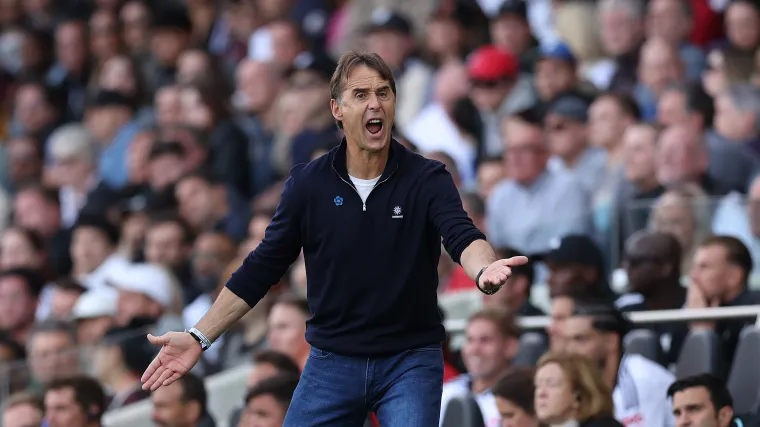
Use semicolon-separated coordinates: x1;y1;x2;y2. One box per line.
478;256;529;293
141;332;203;391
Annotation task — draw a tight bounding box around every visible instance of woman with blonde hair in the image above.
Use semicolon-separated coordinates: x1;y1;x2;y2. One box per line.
534;352;623;427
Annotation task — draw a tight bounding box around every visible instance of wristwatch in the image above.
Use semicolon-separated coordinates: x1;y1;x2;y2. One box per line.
186;328;211;351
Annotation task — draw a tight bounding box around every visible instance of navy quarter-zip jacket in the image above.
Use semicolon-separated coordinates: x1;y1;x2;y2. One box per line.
226;138;486;356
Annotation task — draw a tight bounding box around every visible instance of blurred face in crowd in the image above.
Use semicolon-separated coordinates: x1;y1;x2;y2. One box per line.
156;86;183;127
426;16;462;59
14;84;54;134
714;92;755;141
241;393;288;427
152;381;201;427
646;0;691;45
179;87;214;130
476;160;505;201
29;331;78;384
462;318;516;382
547;262;597;299
702;50;727;98
116;288;162;325
503;118;548;185
365;30;408;71
3;402;43;427
331;64;396;154
45;387;87;427
52;152;92;189
491;14;531;55
563;316;614;366
535;59;575;102
236;60;281;114
247;361;283;389
127;130;154;183
120;0;150;52
588;96;633;150
544;113;587;164
638;38;683;96
0;228;42;270
725;2;760;51
192;233;234;293
98;56;137;96
270;21;303;69
0;0;22;26
434;62;469;113
470;78;513;113
71;226;113;275
534;362;576;424
145;221;188;269
548;296;574;352
151;26;189;67
657;89;690;128
623;124;658;187
177;50;209;85
599;8;642;56
248;213;271;244
175;176;217;230
651;193;696;253
624;235;672;295
671;385;733;427
6;136;42;186
0;274;36;330
85;105;132;143
55;21;87;74
689;244;737;302
76;315;114;345
49;286;82;320
89;10;120;62
13;189;60;238
748;178;760;237
148;152;186;191
93;341;122;381
267;303;309;366
656;125;706;186
495;395;537;427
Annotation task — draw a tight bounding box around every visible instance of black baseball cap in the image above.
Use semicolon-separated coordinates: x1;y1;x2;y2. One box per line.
495;0;528;19
546;94;590;123
364;8;412;35
287;51;337;82
543;234;605;271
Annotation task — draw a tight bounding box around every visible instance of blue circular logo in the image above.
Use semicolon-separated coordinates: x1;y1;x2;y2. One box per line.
334;196;343;206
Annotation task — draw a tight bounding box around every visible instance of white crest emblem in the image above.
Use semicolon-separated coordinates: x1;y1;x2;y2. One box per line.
392;206;403;219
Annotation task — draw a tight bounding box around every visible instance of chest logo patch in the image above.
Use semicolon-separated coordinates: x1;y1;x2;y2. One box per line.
392;206;403;219
334;196;343;206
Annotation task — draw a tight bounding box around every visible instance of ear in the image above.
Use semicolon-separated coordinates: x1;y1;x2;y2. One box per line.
717;405;734;427
726;264;744;289
504;337;519;361
330;98;343;124
185;400;202;424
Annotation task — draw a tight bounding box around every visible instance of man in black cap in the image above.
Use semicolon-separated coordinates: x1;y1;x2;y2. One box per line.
363;7;433;133
490;0;538;73
544;94;607;195
544;234;615;300
287;51;342;166
144;3;192;91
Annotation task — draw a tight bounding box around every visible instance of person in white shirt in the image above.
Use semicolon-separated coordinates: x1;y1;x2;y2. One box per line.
563;299;676;427
440;307;519;427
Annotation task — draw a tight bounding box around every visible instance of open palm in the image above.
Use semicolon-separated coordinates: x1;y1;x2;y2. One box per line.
141;332;203;391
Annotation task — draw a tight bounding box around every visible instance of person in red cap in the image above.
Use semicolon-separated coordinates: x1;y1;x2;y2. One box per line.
467;45;536;158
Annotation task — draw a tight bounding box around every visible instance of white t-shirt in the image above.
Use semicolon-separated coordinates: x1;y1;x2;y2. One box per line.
349;175;380;205
439;374;501;427
614;354;676;427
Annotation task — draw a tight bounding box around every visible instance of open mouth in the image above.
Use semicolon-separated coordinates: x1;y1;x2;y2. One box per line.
365;118;383;135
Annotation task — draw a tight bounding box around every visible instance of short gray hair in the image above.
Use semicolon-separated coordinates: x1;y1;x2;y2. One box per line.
48;124;96;164
725;83;760;134
598;0;646;20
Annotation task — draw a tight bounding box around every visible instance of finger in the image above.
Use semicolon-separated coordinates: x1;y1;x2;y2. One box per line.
143;364;165;390
141;356;162;385
151;368;175;391
147;333;169;346
502;256;528;266
163;371;183;387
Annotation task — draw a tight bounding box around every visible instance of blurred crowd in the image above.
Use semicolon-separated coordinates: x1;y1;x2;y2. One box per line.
0;0;760;426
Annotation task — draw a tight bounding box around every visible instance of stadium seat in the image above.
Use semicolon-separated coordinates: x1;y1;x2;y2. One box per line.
513;332;547;367
623;329;662;364
441;394;486;427
675;329;721;379
728;327;760;414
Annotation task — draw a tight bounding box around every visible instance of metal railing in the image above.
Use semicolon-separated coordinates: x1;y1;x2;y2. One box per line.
444;305;760;333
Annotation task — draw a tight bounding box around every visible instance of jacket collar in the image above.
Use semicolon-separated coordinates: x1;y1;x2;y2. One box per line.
331;137;402;182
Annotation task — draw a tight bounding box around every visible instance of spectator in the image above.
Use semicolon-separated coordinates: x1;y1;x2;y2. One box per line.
486;108;591;255
562;299;675;426
534;352;623;427
440;307;519;427
0;268;43;345
146;141;190;194
482;247;543;316
119;0;151;57
89;9;120;67
599;0;646;94
27;320;79;391
668;373;739;427
534;42;585;110
71;290;117;345
724;0;760;52
144;212;194;302
47;278;86;321
13;185;70;277
544;235;613;301
489;0;534;72
44;375;106;427
645;0;706;81
247;350;301;389
4;135;43;192
239;373;300;427
174;172;249;242
49;17;90;122
702;48;754;99
267;295;310;371
2;392;44;427
714;84;760;160
475;156;504;201
634;37;685;121
491;366;539;427
142;3;192;92
0;227;46;272
94;325;152;410
11;78;63;141
69;214;125;293
151;373;215;427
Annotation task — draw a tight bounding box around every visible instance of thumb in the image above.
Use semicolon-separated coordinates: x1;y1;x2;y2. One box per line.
502;256;528;267
147;333;169;346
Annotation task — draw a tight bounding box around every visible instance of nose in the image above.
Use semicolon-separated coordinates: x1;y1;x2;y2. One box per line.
368;92;381;110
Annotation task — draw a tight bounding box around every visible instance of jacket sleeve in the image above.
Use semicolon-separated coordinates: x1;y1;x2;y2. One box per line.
427;164;487;264
225;171;304;307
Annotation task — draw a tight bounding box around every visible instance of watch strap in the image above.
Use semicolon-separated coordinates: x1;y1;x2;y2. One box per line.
187;328;211;351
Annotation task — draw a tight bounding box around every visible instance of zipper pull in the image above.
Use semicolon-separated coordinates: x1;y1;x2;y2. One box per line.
363;203;366;211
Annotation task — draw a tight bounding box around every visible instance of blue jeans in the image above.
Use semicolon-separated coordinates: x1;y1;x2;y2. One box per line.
283;344;444;427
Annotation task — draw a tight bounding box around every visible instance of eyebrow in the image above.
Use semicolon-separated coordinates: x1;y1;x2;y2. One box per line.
352;85;391;94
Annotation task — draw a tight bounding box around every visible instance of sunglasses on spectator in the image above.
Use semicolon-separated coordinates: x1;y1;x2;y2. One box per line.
470;79;502;88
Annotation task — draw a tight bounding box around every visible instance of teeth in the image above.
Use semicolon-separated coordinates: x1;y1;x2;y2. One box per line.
368;119;381;124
